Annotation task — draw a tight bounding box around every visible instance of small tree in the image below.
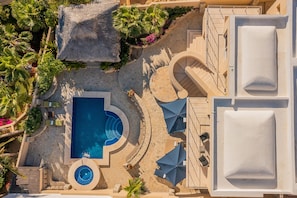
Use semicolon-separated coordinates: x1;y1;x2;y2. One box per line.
0;81;30;118
24;107;42;134
37;52;65;95
112;6;144;39
124;177;145;198
142;5;168;36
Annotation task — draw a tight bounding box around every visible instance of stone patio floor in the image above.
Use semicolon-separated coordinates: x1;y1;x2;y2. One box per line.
24;10;204;194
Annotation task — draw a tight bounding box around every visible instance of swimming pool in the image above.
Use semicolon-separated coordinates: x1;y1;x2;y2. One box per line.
71;97;123;159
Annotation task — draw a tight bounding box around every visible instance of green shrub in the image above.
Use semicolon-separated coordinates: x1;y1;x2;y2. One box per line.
63;61;86;70
0;5;13;23
0;167;7;189
24;107;42;134
112;5;168;39
100;38;130;70
124;177;145;198
164;6;193;29
37;52;65;95
11;0;47;31
67;0;92;4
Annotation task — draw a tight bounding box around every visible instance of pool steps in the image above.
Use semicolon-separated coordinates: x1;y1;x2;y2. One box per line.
104;111;123;146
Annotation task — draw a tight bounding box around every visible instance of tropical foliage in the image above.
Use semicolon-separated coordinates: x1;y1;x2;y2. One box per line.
142;5;168;36
0;48;36;118
164;6;193;29
24;107;42;134
112;5;168;40
0;5;13;23
37;52;65;95
11;0;56;31
112;6;143;39
0;24;34;54
124;177;145;198
0;81;29;118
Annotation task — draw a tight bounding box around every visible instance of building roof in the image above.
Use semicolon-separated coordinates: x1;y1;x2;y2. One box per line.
56;2;120;62
223;110;276;180
209;1;296;196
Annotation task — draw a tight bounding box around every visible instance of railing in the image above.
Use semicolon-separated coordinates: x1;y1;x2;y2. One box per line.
204;5;261;94
205;10;219;73
186;98;209;188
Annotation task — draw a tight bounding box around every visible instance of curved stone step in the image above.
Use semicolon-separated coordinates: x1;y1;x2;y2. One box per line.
105;115;122;141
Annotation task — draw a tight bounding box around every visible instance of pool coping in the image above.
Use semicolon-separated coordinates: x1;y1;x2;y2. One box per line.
68;158;100;190
64;91;129;166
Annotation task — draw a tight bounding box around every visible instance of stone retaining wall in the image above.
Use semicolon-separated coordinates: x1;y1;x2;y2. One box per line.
124;92;152;169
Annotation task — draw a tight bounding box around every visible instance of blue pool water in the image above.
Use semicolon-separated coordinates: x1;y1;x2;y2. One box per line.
75;165;93;185
71;97;123;158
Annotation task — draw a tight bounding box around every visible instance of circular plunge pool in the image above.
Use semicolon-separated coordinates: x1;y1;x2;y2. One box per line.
68;158;100;190
75;165;94;185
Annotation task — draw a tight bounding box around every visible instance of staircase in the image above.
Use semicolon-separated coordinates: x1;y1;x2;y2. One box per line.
187;30;206;63
172;53;225;97
173;56;205;97
104;112;123;146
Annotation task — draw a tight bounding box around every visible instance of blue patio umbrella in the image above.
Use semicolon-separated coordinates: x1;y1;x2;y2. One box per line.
154;143;186;186
159;98;187;134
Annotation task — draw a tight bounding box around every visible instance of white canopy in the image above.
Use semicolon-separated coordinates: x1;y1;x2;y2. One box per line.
238;26;277;91
223;110;276;179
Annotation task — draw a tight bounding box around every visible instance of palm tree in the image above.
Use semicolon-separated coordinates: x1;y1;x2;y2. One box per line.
0;48;36;91
0;81;29;118
0;48;35;118
112;6;144;39
142;5;168;36
124;177;145;198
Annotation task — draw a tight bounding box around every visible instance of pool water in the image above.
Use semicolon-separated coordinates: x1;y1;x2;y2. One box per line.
74;165;93;185
71;97;123;158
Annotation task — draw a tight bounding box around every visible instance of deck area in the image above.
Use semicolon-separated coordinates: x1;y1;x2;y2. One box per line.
186;97;210;189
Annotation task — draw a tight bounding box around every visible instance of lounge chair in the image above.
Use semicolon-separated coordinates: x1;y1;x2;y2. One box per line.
199;155;209;167
43;101;60;108
199;132;209;143
46;119;64;126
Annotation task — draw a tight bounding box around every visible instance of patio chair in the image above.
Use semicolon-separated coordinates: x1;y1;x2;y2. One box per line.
46;119;64;127
199;155;209;167
199;132;209;143
42;101;60;108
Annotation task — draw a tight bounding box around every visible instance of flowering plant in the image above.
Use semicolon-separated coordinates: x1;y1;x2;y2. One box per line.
145;33;156;44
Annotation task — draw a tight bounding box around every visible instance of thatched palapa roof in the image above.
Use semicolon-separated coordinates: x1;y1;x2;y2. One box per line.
56;2;120;62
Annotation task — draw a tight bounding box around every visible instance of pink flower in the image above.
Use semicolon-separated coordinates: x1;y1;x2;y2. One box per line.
0;118;12;126
145;34;156;44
